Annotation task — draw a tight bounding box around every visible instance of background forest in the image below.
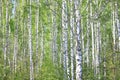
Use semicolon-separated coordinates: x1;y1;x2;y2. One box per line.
0;0;120;80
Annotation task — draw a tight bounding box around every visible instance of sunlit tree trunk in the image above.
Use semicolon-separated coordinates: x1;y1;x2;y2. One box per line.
94;19;100;80
115;2;120;80
96;21;100;79
13;0;18;73
111;2;117;80
70;0;75;79
115;2;120;51
81;12;84;67
90;0;95;69
74;0;82;80
86;0;90;67
94;0;100;79
28;0;34;79
112;1;119;80
112;2;116;52
62;0;69;79
35;0;39;74
40;21;44;69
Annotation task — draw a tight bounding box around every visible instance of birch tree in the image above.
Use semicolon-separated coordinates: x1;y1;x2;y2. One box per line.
28;0;34;79
40;21;44;70
35;0;39;74
111;2;115;80
74;0;82;80
86;0;90;67
13;0;18;73
112;1;116;52
90;0;95;69
62;0;69;79
70;0;75;79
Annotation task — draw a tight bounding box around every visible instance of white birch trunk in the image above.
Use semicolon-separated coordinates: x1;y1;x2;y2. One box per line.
115;2;120;51
111;3;116;79
86;0;90;67
28;0;34;79
35;0;39;73
74;0;82;80
96;22;100;79
13;0;18;73
70;0;74;79
81;15;84;66
90;1;95;68
62;0;69;79
112;2;116;52
93;0;100;79
40;21;44;69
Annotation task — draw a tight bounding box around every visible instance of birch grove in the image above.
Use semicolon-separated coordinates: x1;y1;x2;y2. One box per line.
0;0;120;80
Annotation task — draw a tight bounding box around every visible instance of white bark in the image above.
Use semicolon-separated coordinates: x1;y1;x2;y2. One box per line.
96;22;100;79
115;2;120;51
62;0;69;79
111;3;116;79
13;0;18;73
70;0;74;79
112;2;116;52
40;21;44;69
74;0;82;80
28;0;34;79
86;0;90;67
93;0;100;79
81;16;84;66
35;0;39;73
90;0;95;68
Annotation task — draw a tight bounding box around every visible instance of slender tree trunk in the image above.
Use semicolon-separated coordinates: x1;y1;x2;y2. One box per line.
86;0;90;67
94;0;100;79
114;2;118;50
112;2;116;80
35;0;39;74
112;2;116;52
62;0;69;79
52;1;58;65
115;2;120;80
113;1;119;79
90;0;95;69
81;12;84;67
13;0;18;73
74;0;82;80
40;21;44;69
96;21;100;79
28;0;34;79
70;0;74;79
